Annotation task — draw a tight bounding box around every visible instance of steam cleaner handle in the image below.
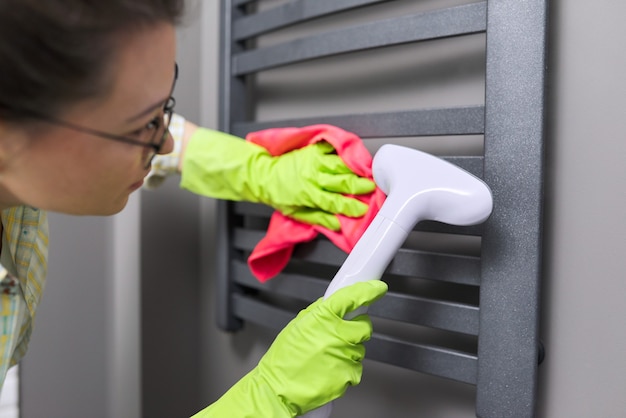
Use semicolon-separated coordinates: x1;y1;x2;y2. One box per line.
300;215;410;418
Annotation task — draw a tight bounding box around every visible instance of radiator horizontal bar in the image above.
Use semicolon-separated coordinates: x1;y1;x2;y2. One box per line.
388;250;481;286
233;228;347;263
233;293;296;329
366;332;477;384
232;260;328;301
232;202;487;235
232;229;482;286
233;201;273;217
233;0;253;7
374;291;479;335
232;106;486;139
234;0;393;40
233;2;487;75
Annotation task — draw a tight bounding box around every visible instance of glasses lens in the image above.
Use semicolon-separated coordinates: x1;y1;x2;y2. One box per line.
163;112;171;130
143;108;174;168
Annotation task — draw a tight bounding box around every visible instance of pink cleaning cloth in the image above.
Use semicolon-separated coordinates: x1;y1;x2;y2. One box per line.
246;124;386;282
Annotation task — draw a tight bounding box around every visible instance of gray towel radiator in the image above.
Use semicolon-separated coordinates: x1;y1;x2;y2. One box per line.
215;1;547;416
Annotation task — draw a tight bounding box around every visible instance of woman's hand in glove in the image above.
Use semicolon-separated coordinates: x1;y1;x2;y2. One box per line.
193;280;388;418
179;124;376;230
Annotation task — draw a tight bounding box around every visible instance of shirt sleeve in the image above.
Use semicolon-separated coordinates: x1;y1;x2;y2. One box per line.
143;113;186;190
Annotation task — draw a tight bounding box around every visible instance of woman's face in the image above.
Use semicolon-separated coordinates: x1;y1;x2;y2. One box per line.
0;23;177;215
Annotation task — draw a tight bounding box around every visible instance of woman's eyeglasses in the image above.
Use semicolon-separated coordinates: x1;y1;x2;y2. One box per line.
0;63;179;169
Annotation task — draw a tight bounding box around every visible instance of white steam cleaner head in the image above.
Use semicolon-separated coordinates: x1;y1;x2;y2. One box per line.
302;144;493;418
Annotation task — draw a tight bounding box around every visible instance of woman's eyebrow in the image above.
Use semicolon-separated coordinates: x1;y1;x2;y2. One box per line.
125;97;168;123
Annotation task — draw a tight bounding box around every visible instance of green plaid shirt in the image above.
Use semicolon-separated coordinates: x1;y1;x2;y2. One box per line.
0;206;48;391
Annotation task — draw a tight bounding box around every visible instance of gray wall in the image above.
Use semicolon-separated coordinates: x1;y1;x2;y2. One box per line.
19;1;626;417
139;4;204;416
537;2;626;416
21;196;143;418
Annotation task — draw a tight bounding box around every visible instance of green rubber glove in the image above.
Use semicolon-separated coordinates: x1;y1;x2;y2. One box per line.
192;280;388;418
180;128;376;230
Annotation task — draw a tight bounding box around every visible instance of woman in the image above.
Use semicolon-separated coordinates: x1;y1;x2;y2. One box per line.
0;1;387;416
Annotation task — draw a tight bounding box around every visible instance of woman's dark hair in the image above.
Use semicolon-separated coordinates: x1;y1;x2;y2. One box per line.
0;0;185;121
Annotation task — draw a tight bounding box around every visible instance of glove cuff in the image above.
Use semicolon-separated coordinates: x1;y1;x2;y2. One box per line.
143;113;185;189
191;368;294;418
179;128;271;202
